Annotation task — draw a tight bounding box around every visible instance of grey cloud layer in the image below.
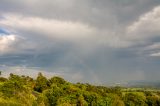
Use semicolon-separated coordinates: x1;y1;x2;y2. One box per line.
1;0;160;28
0;0;160;84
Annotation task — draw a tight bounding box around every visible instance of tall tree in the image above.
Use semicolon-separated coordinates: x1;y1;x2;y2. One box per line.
34;72;48;92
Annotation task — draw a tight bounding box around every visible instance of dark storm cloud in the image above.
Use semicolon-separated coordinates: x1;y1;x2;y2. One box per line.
0;0;160;28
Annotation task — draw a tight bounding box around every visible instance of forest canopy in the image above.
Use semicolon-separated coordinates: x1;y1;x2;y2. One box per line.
0;72;160;106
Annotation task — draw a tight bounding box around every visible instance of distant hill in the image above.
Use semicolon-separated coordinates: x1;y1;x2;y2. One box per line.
123;80;160;88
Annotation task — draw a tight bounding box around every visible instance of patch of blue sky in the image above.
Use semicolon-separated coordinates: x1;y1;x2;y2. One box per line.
0;28;9;35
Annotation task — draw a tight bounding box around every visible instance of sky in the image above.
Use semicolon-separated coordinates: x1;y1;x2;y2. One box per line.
0;0;160;84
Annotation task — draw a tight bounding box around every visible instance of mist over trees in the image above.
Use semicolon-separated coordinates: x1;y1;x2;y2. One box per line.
0;72;160;106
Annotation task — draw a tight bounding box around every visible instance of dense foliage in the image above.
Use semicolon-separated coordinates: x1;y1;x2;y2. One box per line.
0;72;160;106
